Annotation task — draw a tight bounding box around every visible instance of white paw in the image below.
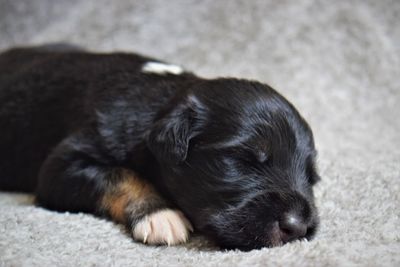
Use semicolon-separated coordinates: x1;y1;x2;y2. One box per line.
132;209;193;246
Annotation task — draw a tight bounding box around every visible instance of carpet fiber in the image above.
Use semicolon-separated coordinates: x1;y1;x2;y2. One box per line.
0;0;399;266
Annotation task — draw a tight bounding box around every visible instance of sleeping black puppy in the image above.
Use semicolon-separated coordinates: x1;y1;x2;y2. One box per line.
0;44;320;251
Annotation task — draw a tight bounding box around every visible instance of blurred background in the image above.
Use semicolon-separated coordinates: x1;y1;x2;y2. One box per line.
0;0;399;266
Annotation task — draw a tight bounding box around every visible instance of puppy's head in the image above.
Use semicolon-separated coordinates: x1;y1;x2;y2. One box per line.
147;78;320;250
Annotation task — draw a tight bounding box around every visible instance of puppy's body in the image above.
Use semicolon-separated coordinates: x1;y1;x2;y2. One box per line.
0;45;320;250
0;46;189;193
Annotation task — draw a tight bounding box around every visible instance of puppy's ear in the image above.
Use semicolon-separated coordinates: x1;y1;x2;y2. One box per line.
146;94;205;164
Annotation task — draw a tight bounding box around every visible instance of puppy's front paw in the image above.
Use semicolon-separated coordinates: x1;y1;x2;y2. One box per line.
132;209;193;246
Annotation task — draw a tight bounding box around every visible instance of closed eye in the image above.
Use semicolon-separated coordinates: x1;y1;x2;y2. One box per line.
215;145;271;168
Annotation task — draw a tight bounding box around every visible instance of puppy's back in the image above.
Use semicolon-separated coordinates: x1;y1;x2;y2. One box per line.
0;46;151;192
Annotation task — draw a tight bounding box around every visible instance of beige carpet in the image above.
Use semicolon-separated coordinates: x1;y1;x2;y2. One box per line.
0;0;399;266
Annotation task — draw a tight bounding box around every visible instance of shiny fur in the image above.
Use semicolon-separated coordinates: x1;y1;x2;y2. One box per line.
0;44;320;250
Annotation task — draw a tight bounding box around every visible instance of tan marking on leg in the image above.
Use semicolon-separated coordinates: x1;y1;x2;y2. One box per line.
101;169;156;223
101;169;193;246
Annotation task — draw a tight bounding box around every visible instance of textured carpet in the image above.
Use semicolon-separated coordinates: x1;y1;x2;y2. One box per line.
0;0;399;266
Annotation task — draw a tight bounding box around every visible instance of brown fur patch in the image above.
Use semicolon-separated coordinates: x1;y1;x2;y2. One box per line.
101;169;157;223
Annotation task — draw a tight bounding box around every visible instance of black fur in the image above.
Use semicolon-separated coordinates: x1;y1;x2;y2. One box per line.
0;44;320;251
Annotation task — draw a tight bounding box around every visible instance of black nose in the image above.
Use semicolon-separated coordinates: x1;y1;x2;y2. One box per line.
279;213;307;243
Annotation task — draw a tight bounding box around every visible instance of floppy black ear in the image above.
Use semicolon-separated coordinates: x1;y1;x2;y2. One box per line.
146;95;205;164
